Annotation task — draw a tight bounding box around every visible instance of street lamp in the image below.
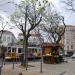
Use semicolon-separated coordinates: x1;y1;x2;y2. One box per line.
39;38;44;73
0;45;3;75
40;47;43;73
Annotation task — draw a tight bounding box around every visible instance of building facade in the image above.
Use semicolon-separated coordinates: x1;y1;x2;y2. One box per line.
64;26;75;54
0;30;17;46
18;32;44;46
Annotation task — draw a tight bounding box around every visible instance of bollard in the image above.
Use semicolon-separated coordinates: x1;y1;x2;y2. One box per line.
16;58;17;64
19;72;22;75
3;59;5;65
12;60;15;69
0;66;2;75
2;59;3;67
40;50;43;73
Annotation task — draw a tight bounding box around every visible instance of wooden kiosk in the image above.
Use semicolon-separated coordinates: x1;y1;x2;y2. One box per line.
42;43;63;64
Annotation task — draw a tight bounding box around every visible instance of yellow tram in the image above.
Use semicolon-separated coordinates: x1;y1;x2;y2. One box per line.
5;45;42;60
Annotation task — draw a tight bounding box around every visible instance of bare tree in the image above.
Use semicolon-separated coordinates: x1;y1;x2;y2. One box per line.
40;3;66;44
0;16;7;44
10;0;48;69
0;17;4;43
0;16;8;59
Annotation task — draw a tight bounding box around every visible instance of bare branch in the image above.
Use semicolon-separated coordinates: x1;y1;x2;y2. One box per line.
62;0;75;12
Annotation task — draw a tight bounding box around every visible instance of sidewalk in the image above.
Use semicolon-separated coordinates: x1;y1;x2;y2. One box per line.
1;60;75;75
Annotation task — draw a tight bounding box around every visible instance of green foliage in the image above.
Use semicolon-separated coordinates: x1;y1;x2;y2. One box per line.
18;39;23;45
31;0;38;3
43;0;48;3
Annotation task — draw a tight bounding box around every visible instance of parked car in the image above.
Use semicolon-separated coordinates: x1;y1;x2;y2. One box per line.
71;54;75;58
65;54;72;57
66;52;73;57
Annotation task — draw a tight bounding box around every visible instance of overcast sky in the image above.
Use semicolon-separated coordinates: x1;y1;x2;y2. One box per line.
0;0;75;38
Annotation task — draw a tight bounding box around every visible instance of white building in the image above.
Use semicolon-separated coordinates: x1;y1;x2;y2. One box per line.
64;26;75;54
0;30;17;46
18;32;44;46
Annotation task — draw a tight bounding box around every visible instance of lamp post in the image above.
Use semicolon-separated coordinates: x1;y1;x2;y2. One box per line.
0;66;2;75
0;45;3;75
40;47;43;73
36;30;44;73
38;36;44;73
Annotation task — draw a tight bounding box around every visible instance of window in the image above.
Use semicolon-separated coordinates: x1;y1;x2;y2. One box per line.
8;47;11;52
18;48;22;53
34;49;37;52
73;35;75;39
3;36;6;41
67;46;69;50
12;48;16;52
67;41;69;44
71;45;73;49
7;36;10;42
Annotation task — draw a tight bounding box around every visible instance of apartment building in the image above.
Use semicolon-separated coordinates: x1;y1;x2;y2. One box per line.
64;25;75;54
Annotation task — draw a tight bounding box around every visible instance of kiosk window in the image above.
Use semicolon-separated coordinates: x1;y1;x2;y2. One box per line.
18;48;22;53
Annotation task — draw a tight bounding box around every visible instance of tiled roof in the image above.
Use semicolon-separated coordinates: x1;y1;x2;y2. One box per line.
0;30;13;34
0;30;16;38
66;25;75;27
41;43;62;47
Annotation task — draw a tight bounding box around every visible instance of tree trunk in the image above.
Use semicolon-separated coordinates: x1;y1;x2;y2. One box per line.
21;34;28;70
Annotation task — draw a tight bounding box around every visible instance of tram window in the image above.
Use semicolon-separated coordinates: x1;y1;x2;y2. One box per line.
8;47;11;50
8;50;11;52
28;48;31;52
12;48;16;52
32;49;34;52
34;49;37;52
18;48;21;53
8;47;11;52
12;50;14;52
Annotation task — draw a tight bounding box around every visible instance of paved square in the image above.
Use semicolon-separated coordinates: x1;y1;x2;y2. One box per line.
1;59;75;75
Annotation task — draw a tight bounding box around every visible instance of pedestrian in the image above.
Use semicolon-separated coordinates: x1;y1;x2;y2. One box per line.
32;52;36;62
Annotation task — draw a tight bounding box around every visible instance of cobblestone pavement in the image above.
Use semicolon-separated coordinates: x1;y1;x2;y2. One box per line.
1;59;75;75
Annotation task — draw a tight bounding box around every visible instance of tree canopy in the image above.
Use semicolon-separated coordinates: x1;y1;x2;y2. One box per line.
39;3;66;44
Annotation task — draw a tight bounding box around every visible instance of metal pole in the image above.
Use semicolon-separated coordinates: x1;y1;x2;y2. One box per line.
0;66;2;75
40;48;43;73
12;60;15;69
1;59;3;67
3;59;5;65
24;4;28;70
